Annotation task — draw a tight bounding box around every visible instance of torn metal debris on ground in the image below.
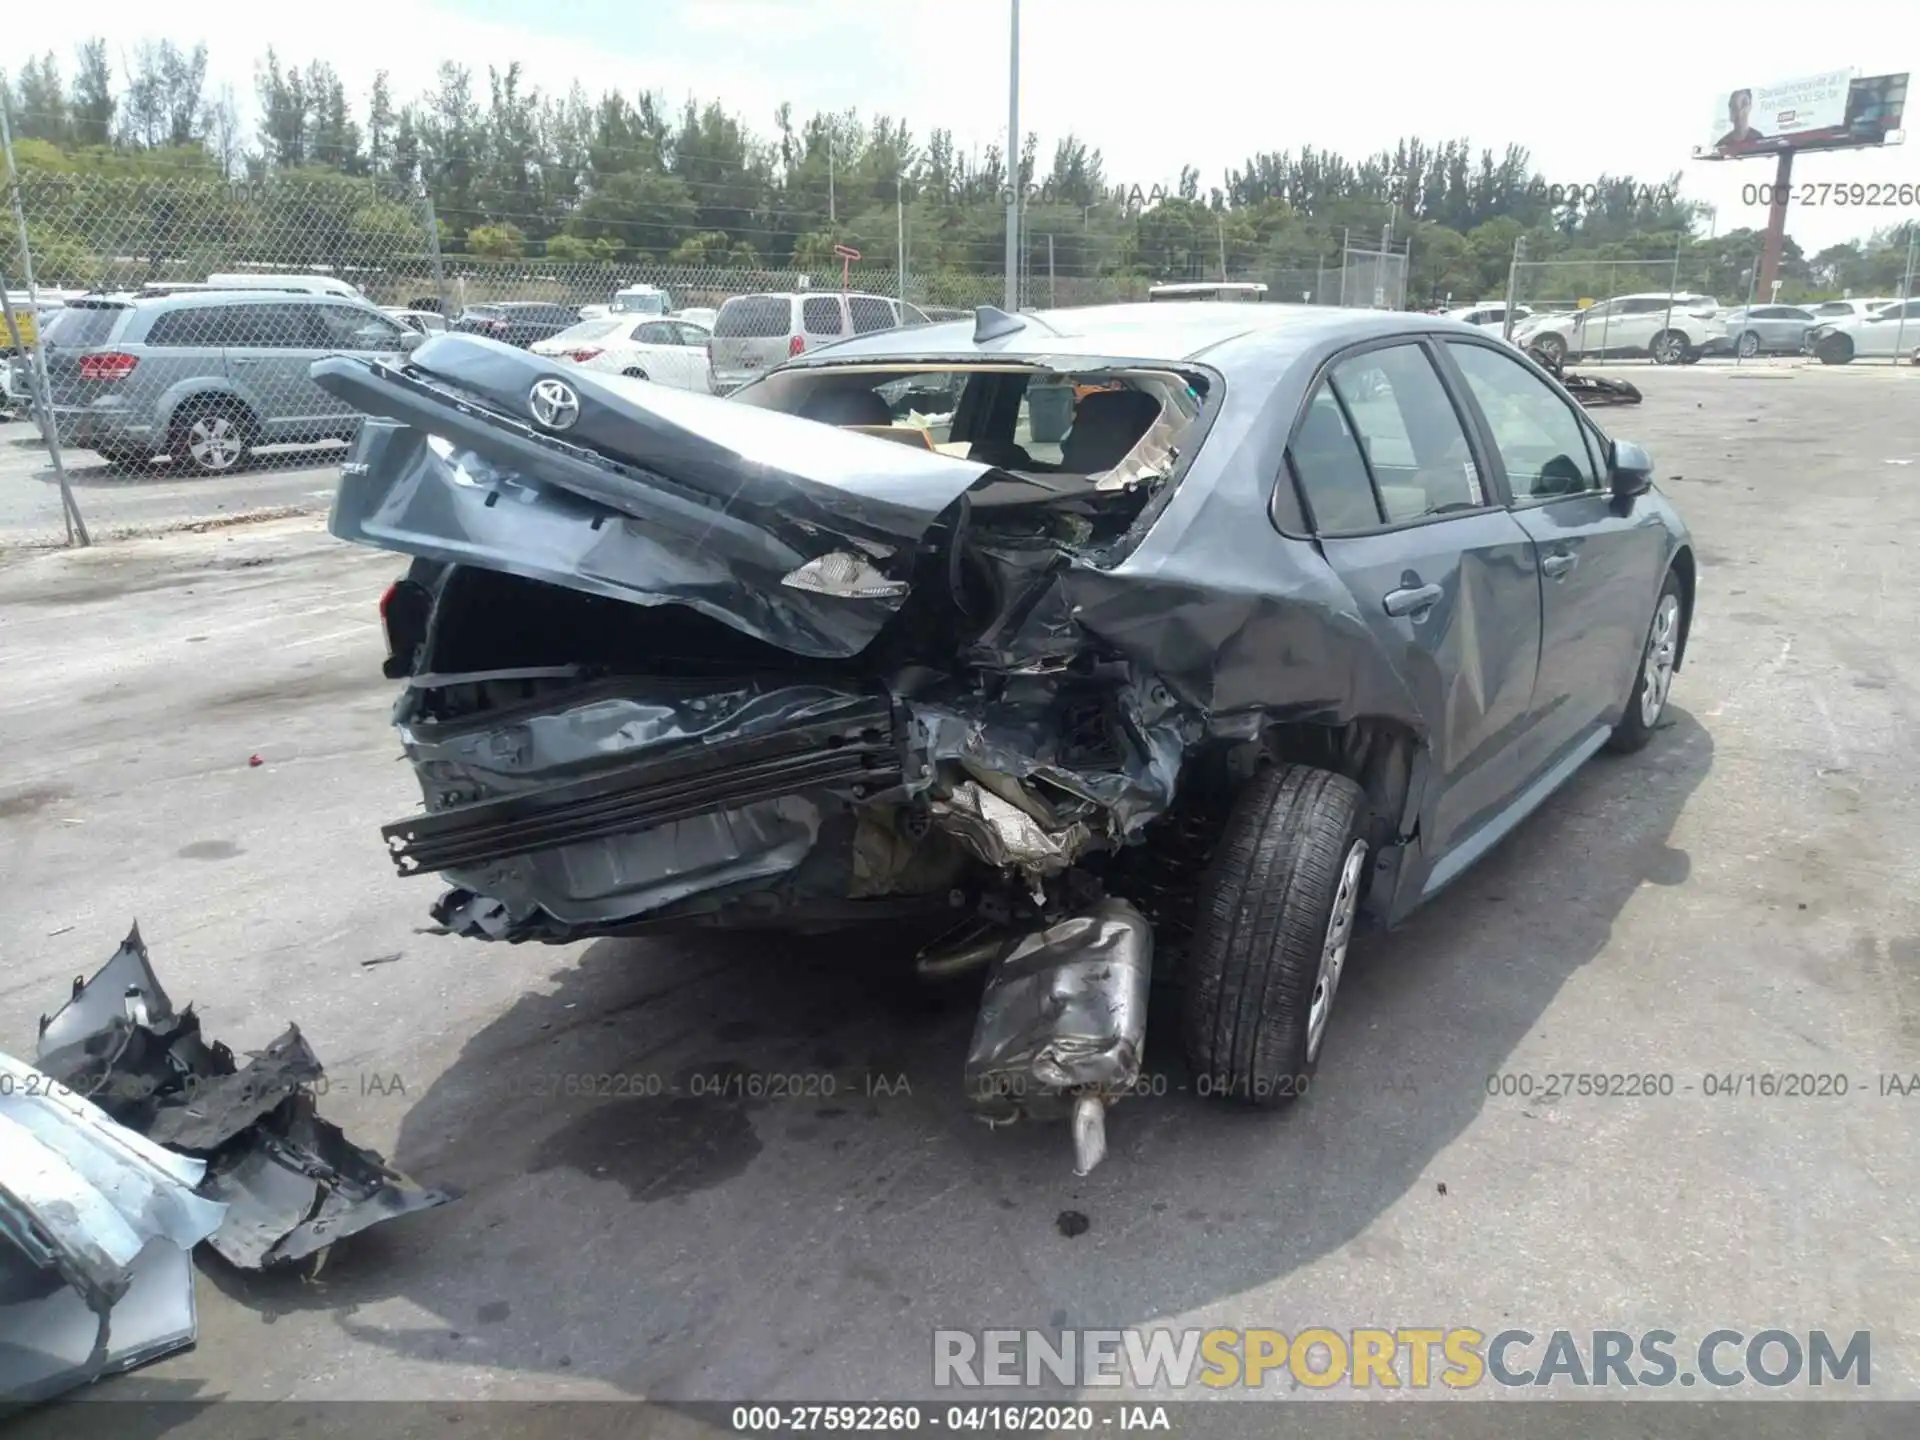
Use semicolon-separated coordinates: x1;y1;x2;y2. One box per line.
31;923;453;1273
0;1049;225;1408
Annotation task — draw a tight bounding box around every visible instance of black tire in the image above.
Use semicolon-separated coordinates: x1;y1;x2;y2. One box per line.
1816;334;1853;366
1182;764;1370;1106
622;367;649;381
169;398;256;475
1736;330;1761;359
1533;333;1566;366
95;446;148;468
1607;571;1684;755
1650;330;1692;365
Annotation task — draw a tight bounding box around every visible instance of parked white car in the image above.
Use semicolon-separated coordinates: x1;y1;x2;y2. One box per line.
673;307;718;330
1513;293;1725;365
1807;297;1920;364
381;306;447;335
1444;301;1532;332
532;315;713;392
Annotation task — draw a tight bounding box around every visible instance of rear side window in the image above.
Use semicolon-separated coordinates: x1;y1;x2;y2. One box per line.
1289;387;1382;535
633;321;679;345
848;296;895;334
221;303;314;348
715;297;791;338
43;305;126;346
802;296;843;335
146;308;231;347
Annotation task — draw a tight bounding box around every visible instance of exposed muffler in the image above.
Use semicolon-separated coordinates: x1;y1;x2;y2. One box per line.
961;897;1153;1175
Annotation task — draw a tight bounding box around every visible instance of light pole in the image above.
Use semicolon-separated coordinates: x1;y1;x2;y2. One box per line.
1004;0;1021;311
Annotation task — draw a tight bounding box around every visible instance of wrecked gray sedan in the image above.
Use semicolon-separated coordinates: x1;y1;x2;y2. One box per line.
314;304;1695;1170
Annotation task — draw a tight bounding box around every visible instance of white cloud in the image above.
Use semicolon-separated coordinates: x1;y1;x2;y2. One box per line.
8;0;1917;252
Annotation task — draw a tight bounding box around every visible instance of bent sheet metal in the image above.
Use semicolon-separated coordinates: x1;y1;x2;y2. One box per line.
0;1050;226;1407
34;924;454;1272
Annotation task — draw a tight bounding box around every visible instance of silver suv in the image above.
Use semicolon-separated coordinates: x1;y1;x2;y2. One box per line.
708;291;930;395
31;290;421;472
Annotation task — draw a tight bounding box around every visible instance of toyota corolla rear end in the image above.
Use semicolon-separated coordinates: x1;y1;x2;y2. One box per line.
315;332;1217;1168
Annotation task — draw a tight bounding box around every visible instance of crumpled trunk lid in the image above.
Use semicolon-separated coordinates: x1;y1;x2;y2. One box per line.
313;335;1000;658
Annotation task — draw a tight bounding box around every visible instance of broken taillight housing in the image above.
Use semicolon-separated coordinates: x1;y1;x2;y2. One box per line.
378;578;434;679
79;352;139;381
788;334;806;356
564;348;603;362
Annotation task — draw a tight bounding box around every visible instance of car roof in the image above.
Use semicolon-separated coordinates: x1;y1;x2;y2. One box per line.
124;289;365;310
785;301;1461;369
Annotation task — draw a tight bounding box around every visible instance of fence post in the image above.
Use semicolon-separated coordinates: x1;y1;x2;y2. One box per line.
419;181;449;314
1890;225;1917;367
1502;235;1526;342
0;95;89;546
1736;252;1758;366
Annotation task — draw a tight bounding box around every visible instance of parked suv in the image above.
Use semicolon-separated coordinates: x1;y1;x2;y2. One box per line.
707;291;931;394
449;302;581;349
31;290;420;472
1514;294;1725;366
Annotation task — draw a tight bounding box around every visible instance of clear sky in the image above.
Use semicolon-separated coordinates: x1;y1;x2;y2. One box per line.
10;0;1918;253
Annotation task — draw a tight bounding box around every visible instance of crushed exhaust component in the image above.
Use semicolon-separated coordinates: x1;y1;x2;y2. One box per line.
963;898;1153;1174
33;925;454;1272
0;1050;225;1408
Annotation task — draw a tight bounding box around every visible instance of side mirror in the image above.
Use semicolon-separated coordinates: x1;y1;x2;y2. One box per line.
1609;438;1654;500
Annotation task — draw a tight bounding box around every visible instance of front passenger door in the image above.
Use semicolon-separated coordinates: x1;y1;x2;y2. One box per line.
1288;341;1544;895
1442;340;1670;774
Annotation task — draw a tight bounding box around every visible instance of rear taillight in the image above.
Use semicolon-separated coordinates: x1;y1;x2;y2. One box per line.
79;352;138;381
564;348;602;362
788;334;806;356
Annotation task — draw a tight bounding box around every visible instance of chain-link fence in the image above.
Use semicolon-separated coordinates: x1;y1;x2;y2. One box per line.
1;165;1438;545
1336;242;1409;310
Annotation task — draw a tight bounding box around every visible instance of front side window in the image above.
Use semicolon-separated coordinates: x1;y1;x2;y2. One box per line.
312;305;405;348
1446;341;1602;500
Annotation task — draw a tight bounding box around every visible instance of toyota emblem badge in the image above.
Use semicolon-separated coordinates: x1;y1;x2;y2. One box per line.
529;377;581;431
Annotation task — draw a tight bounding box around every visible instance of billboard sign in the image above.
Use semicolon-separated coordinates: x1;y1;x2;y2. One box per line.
1700;72;1908;158
1705;71;1853;156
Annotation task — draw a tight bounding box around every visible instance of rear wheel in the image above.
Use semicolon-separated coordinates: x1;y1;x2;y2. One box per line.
622;367;649;381
1182;764;1369;1106
1650;330;1692;365
1533;333;1566;366
170;399;256;475
1736;330;1761;359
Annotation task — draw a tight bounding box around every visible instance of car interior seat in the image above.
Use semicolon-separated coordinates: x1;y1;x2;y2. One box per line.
798;389;895;427
1059;390;1163;473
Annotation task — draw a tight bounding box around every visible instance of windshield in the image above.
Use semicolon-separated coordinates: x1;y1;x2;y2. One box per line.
612;291;669;315
730;363;1208;490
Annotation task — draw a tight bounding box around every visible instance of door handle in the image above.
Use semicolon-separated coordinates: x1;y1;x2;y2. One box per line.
1542;552;1577;578
1382;583;1443;617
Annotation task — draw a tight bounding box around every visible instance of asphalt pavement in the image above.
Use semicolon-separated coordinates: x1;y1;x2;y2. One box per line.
2;362;1918;1426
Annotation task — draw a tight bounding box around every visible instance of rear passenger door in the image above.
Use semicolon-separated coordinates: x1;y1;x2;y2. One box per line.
219;302;337;440
1287;339;1545;895
1441;339;1670;773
